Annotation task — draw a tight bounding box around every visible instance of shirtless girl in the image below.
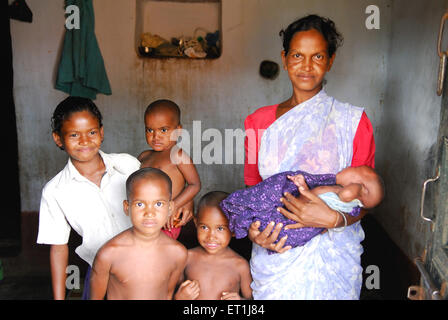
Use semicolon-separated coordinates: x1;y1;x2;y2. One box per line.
175;191;253;300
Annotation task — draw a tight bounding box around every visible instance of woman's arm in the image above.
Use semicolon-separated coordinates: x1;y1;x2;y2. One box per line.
50;244;69;300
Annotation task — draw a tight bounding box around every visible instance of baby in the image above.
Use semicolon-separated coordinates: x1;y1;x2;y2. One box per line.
175;191;253;300
220;166;384;250
138;99;201;239
90;167;187;300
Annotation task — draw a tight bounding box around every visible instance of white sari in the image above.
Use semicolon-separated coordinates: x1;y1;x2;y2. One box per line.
250;89;365;300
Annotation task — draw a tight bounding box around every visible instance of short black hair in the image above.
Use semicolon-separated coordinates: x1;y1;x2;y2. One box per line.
125;167;172;200
279;14;343;57
196;191;229;217
51;96;103;135
144;99;181;125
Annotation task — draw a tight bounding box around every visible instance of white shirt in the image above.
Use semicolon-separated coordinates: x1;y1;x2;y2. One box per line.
37;150;141;266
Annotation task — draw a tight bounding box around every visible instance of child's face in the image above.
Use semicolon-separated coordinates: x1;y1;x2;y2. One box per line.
144;110;180;152
195;206;231;255
123;177;173;237
52;110;104;163
281;29;335;96
336;166;384;208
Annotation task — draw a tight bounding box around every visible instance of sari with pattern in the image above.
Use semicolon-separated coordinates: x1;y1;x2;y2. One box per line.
247;89;368;299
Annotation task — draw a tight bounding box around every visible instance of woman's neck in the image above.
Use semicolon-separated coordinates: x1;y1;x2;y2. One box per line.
277;87;322;119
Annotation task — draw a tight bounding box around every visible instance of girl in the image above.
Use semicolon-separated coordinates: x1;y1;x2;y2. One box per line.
37;96;140;299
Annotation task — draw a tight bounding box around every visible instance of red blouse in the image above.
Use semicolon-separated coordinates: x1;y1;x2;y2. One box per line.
244;104;375;186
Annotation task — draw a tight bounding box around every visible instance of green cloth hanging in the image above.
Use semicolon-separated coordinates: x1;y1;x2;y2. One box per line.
55;0;111;100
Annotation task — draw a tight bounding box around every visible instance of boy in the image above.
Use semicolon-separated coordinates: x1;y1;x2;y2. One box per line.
175;191;253;300
138;99;201;239
90;167;187;300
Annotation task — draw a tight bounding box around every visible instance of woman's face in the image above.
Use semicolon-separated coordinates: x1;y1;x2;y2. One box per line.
282;29;335;98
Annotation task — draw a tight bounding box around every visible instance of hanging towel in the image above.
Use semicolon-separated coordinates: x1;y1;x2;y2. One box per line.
55;0;111;100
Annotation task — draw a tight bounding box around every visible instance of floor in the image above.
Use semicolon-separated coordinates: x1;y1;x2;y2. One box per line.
0;214;416;300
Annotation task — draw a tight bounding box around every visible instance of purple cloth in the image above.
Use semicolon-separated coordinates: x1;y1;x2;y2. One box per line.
220;170;361;251
82;266;92;300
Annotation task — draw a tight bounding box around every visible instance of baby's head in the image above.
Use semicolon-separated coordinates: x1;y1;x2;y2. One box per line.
144;99;182;152
51;96;103;151
336;166;384;208
195;191;231;254
124;167;173;234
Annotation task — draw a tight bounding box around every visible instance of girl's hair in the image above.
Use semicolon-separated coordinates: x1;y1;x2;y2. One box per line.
51;96;103;135
279;14;343;57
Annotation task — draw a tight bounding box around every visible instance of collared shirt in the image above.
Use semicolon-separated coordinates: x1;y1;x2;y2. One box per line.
37;150;141;266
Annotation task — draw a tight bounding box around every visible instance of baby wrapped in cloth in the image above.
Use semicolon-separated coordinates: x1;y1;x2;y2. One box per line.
220;170;362;252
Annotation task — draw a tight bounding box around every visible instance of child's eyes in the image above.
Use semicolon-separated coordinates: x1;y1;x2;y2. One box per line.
155;201;164;208
314;54;324;60
160;128;169;133
135;202;144;208
89;130;97;135
146;128;153;133
217;226;226;231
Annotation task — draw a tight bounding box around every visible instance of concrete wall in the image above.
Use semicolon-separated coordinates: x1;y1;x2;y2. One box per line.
374;0;448;260
11;0;392;213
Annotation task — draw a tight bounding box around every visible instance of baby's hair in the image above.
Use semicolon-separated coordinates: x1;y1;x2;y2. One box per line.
144;99;181;126
196;191;229;217
51;96;103;135
126;167;172;200
279;14;343;57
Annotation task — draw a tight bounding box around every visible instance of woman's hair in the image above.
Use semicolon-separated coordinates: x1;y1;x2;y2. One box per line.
279;14;343;56
51;96;103;135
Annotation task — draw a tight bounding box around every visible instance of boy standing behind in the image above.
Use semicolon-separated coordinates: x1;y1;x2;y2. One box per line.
138;99;201;239
90;168;187;300
175;191;253;300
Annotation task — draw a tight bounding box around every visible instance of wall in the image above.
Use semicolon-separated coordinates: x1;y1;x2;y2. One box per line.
374;0;448;261
11;0;391;212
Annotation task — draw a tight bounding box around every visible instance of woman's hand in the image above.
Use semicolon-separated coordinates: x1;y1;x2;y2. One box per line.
278;186;338;230
248;221;292;253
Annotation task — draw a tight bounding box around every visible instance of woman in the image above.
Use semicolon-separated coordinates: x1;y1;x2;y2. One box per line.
244;15;375;299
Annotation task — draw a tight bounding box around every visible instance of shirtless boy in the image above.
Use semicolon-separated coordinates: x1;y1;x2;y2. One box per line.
175;191;252;300
138;99;201;239
90;167;187;300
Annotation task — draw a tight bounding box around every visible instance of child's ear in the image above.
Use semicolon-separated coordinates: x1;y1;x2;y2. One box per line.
52;132;63;149
99;126;104;143
123;200;129;216
168;200;174;216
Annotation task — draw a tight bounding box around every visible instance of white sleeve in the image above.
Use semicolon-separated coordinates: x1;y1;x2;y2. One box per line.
36;186;71;245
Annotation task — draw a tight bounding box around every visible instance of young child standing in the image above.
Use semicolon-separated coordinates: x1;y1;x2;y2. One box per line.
90;167;187;300
175;191;253;300
138;99;201;239
36;97;141;299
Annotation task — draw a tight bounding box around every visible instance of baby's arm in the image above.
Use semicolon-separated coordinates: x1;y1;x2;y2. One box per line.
89;246;113;300
172;148;201;226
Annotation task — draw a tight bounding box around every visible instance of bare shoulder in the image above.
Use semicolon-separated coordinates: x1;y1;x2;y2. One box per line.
137;149;153;162
227;248;250;271
95;229;132;262
162;235;188;262
171;147;193;164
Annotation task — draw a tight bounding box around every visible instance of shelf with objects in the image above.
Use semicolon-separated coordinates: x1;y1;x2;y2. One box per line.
135;0;221;59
